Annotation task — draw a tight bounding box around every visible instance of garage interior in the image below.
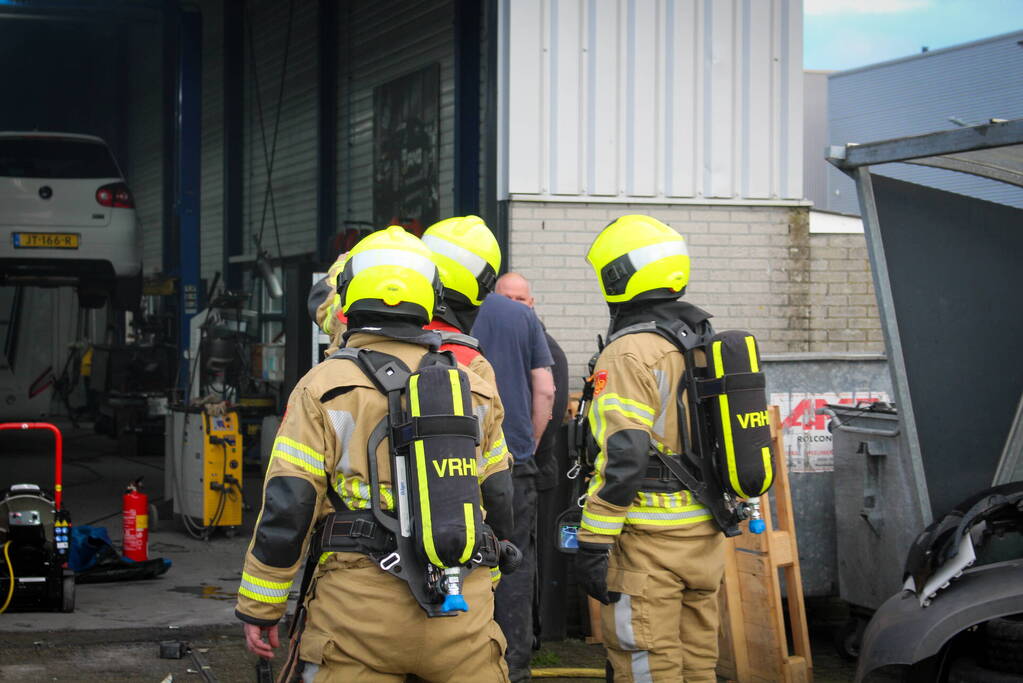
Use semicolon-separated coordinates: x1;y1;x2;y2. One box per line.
0;1;527;679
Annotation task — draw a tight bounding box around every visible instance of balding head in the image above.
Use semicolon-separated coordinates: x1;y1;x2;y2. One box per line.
496;272;534;308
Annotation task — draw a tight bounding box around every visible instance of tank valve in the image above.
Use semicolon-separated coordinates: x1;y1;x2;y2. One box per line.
748;497;765;534
440;567;468;613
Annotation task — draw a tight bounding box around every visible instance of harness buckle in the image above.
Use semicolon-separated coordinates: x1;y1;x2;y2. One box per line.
350;518;375;539
379;552;400;571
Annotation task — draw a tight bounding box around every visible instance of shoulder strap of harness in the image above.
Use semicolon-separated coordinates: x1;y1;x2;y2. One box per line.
606;318;713;352
436;330;482;352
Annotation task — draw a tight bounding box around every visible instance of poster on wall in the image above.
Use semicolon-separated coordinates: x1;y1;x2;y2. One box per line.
373;63;440;234
770;392;891;473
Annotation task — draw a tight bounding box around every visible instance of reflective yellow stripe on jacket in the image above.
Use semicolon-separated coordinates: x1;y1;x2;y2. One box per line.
238;572;292;605
627;490;712;526
334;474;394;510
271;436;326;477
481;436;509;477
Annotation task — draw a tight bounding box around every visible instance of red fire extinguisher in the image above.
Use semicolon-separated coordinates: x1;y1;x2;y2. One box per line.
123;478;149;562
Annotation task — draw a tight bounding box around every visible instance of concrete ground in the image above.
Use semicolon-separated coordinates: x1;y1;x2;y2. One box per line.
0;419;857;681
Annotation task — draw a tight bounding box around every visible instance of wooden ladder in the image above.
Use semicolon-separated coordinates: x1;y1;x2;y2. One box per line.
717;405;814;683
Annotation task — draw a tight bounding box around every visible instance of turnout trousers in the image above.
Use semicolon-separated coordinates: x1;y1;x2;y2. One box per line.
600;521;724;683
297;554;510;682
494;469;539;681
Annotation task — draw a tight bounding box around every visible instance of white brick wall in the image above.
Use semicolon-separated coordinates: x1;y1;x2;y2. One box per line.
507;201;883;389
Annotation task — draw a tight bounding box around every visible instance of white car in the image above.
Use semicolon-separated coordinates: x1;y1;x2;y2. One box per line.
0;132;142;309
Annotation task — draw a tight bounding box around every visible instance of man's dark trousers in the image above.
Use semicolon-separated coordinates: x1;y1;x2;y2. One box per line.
495;461;538;682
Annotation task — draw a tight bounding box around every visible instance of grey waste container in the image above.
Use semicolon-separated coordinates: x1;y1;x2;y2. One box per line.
823;403;930;613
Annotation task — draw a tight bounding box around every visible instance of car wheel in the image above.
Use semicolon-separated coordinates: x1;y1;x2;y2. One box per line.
77;286;108;309
112;273;142;311
834;616;866;661
60;573;75;613
985;615;1023;674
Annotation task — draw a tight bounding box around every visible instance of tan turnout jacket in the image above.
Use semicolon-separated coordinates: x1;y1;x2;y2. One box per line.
235;332;512;625
579;331;713;546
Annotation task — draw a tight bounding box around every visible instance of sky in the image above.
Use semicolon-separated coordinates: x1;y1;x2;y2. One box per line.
804;0;1023;71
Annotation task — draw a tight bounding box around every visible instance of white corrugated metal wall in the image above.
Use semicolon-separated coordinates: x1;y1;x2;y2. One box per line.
803;70;829;210
243;0;319;261
337;0;456;229
201;0;225;282
126;23;165;274
502;0;803;202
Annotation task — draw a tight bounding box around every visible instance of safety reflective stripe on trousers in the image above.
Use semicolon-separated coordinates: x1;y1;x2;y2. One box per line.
239;572;292;604
271;436;326;477
612;595;653;682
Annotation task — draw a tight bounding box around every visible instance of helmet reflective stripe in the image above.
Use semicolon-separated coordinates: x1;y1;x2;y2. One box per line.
422;234;488;278
628;240;688;271
602;240;688;296
351;248;436;281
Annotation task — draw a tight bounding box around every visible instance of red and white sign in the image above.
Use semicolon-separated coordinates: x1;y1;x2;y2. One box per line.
770;392;890;473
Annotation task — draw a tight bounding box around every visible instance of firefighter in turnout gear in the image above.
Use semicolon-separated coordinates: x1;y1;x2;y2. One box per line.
238;226;515;682
577;215;724;682
421;215;501;389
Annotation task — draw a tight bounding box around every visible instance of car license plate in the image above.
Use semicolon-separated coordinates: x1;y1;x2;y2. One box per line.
13;233;79;249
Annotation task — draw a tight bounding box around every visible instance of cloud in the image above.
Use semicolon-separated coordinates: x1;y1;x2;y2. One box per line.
804;0;931;15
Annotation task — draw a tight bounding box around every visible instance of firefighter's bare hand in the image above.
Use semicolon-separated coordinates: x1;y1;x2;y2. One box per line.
244;622;280;659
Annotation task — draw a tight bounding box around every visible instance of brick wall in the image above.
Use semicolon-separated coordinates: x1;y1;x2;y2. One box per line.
506;201;883;387
808;232;884;353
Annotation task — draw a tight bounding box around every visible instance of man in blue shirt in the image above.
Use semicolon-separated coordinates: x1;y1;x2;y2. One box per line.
472;288;555;682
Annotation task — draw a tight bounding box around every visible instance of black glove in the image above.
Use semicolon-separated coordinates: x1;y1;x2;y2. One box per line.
498;540;522;575
574;542;620;605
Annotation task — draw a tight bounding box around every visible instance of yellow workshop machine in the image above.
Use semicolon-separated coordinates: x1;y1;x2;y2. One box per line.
165;409;243;533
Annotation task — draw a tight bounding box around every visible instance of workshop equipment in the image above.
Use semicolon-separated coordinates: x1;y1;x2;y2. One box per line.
165;409;243;532
0;422;74;612
122;478;149;562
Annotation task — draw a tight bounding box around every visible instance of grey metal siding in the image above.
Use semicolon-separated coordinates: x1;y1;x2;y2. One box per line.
243;0;320;261
803;70;830;209
827;31;1023;215
126;24;165;274
503;0;804;203
201;0;225;282
336;0;456;234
